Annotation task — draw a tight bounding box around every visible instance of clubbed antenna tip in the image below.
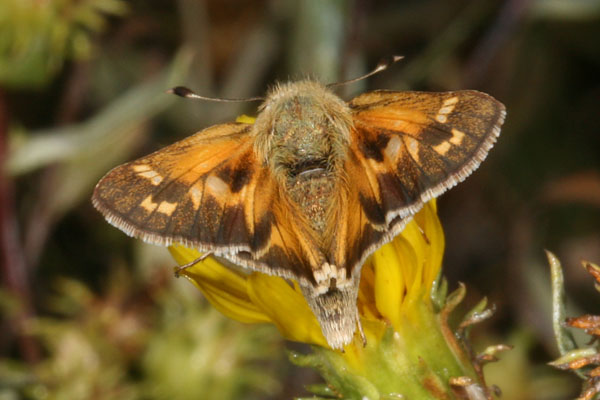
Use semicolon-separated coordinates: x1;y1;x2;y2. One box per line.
166;86;263;103
327;55;404;88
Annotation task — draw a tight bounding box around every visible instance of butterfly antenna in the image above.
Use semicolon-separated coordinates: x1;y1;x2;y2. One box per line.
167;86;264;102
326;55;404;88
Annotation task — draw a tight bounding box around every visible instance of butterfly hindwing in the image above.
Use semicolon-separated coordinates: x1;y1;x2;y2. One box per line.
332;90;506;272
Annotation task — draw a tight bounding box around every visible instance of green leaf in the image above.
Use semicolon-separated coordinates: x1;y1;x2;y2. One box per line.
546;250;578;356
430;270;448;311
549;348;598;369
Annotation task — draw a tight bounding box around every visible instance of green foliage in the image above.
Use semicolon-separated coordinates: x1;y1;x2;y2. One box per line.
0;0;128;88
0;273;283;400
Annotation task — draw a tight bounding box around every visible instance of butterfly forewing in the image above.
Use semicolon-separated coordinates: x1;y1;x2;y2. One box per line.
335;90;505;272
93;122;320;284
94;123;251;245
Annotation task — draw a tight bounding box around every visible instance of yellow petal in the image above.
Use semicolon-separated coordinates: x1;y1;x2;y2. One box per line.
414;201;445;291
373;235;418;328
169;245;270;324
235;114;256;124
246;274;328;347
399;222;424;283
367;200;445;328
357;263;380;320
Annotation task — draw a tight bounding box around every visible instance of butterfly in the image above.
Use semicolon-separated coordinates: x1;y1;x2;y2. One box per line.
92;65;505;350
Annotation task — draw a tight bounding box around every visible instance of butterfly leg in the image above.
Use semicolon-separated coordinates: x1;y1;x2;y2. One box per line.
173;252;213;277
356;310;367;347
416;223;430;244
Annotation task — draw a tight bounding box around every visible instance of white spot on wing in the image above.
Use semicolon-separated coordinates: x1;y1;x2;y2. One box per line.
438;105;455;114
435;96;459;124
137;169;163;186
189;185;202;210
140;195;158;212
444;96;459;105
405;136;420;163
433;141;451;155
157;201;177;216
206;175;229;197
133;164;151;172
450;128;465;145
384;136;403;160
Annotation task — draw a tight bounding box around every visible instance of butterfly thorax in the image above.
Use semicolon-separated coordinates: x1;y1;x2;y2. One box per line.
253;81;353;238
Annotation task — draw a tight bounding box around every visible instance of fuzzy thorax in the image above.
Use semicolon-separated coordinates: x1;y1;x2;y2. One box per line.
252;80;353;177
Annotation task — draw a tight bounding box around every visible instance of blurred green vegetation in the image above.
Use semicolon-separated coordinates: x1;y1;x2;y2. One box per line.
0;0;128;88
0;0;599;399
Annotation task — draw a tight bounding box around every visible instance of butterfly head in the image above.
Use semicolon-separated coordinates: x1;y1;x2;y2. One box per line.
253;80;353;179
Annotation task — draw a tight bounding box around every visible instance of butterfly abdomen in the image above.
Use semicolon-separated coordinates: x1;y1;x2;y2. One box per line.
286;171;335;236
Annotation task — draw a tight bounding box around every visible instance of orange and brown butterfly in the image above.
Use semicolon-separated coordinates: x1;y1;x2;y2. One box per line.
92;57;506;350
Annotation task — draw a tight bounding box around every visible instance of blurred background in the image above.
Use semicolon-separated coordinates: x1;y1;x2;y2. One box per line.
1;0;599;398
